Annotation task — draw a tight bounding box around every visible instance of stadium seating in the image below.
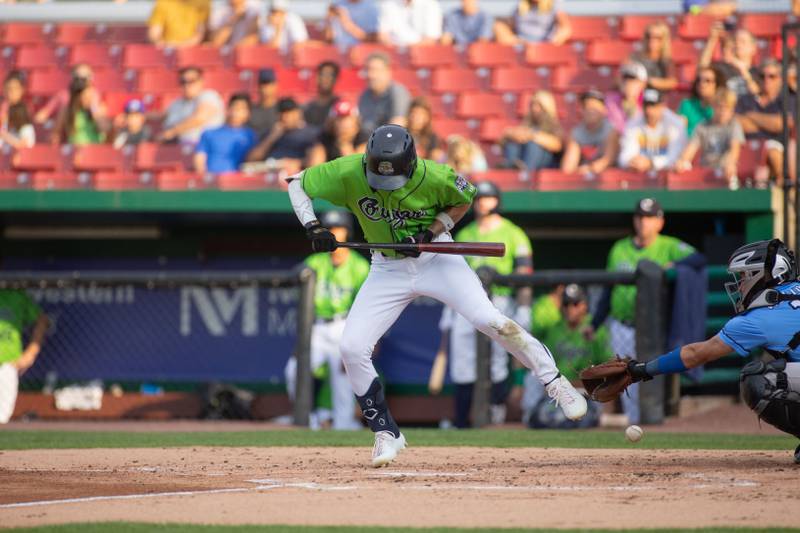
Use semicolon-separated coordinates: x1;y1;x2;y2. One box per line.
176;46;227;69
491;67;545;93
2;23;51;46
134;143;190;172
28;69;70;97
431;68;483;94
433;118;472;140
739;13;787;39
618;15;675;41
16;46;61;70
156;171;211;190
585;40;634;66
137;68;180;93
471;169;532;191
73;145;127;173
123;44;172;70
203;69;251;94
54;23;98;45
666;168;728;190
409;44;461;69
70;43;118;67
234;45;284;70
567;17;615;42
13;145;66;171
536;169;599;191
349;43;404;67
291;44;342;70
31;171;90;190
478;117;514;143
467;42;519;68
217;172;277;190
456;93;509;119
91;69;130;92
599;168;664;190
524;43;579;67
677;14;718;41
93;171;154;190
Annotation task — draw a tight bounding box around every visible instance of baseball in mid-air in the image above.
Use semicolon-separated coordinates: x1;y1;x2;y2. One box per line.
625;425;643;443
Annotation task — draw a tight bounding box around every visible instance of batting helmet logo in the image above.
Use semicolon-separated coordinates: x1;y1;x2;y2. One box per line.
378;161;395;175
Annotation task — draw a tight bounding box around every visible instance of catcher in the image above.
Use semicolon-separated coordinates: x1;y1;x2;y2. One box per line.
580;239;800;463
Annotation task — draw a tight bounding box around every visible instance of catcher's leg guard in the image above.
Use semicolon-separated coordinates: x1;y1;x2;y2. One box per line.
740;359;800;438
356;378;401;438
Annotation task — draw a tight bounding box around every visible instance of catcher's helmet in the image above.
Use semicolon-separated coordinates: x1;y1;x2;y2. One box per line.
726;239;797;313
321;210;353;233
363;124;417;191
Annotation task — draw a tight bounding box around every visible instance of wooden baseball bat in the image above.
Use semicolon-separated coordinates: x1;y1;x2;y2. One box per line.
428;350;447;395
337;241;505;257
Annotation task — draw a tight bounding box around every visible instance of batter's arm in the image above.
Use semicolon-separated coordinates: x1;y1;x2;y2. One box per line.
287;175;319;227
428;203;471;236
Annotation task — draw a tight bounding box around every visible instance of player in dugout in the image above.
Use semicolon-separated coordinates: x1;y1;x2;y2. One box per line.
286;124;587;467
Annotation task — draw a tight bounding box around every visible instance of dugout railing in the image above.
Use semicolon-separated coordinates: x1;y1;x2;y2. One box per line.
0;268;318;426
474;261;667;427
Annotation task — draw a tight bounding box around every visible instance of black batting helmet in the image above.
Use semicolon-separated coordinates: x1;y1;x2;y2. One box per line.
321;210;353;233
363;124;417;190
474;180;501;214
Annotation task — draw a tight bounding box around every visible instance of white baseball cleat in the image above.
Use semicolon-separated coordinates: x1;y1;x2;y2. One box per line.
371;430;406;468
546;375;588;421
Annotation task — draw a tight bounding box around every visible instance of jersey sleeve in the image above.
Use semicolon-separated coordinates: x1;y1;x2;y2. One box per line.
511;226;532;259
301;161;348;207
718;314;767;357
438;165;477;208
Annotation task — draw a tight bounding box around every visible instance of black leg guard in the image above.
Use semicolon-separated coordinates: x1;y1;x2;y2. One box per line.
740;359;800;439
356;378;400;438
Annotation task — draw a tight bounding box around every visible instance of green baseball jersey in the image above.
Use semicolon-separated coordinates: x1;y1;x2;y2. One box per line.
0;290;42;365
455;217;532;296
607;235;695;323
305;251;370;319
531;293;562;340
301;154;477;258
541;315;610;382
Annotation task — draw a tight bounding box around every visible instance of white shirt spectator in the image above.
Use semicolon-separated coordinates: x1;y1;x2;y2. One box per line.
330;0;381;51
164;89;225;145
209;0;261;46
260;9;308;52
380;0;443;47
618;112;686;171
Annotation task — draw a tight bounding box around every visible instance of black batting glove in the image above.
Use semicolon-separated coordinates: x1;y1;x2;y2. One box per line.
305;221;337;253
399;229;434;258
627;359;653;383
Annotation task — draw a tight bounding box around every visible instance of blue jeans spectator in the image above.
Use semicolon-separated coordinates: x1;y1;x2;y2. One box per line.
503;141;556;170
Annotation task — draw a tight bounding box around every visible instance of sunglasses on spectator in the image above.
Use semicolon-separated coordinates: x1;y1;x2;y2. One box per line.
180;77;199;85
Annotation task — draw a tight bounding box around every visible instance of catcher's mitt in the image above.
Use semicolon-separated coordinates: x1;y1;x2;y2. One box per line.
579;356;637;403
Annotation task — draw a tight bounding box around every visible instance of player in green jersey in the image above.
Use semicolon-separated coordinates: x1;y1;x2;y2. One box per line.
587;198;704;424
437;181;534;427
287;124;586;467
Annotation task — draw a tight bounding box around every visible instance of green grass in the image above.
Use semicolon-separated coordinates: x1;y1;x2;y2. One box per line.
0;428;796;451
5;524;800;533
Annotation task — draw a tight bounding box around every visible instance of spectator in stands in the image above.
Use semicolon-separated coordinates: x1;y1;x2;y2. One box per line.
441;0;493;46
446;135;488;175
358;52;411;132
736;58;795;185
683;0;737;17
495;0;572;46
606;62;648;133
379;0;443;47
195;93;257;175
699;25;759;96
501;90;563;171
0;72;35;150
112;99;153;149
259;0;309;52
304;62;341;128
675;88;744;188
629;21;678;92
160;67;225;145
34;64;99;126
248;68;279;140
678;66;723;136
148;0;210;48
406;97;443;161
209;0;260;47
619;88;686;172
246;97;320;174
561;89;618;176
308;100;368;165
52;75;109;145
325;0;381;51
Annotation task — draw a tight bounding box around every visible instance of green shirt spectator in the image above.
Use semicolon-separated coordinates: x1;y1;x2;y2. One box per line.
531;290;562;340
678;97;713;137
541;315;609;382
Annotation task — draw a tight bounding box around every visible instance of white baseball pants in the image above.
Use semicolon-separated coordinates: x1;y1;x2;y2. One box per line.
0;363;19;424
340;235;560;397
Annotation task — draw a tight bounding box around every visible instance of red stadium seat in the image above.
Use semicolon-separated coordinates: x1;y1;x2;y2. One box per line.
677;15;719;40
491;67;545;93
273;67;310;93
466;42;519;68
217;172;277;190
157;171;211;190
31;171;89;190
619;15;673;41
28;69;70;96
536;169;599;191
137;68;180;93
123;44;171;69
15;46;62;70
433;118;471;140
431;68;483;94
586;41;634;66
70;43;119;68
551;66;615;93
105;25;150;44
456;93;508;118
524;43;578;67
92;69;129;92
176;46;226;69
567;17;615;42
12;145;66;171
738;140;767;179
740;14;787;39
94;172;154;190
134;143;189;172
333;68;365;93
478;117;514;143
203;69;250;93
0;172;32;189
54;23;98;45
470;169;532;191
291;44;342;70
393;68;425;95
233;45;285;70
408;44;460;69
599;168;663;190
349;43;403;67
666;168;728;190
105;92;159;117
671;40;698;65
73;145;126;172
2;24;51;46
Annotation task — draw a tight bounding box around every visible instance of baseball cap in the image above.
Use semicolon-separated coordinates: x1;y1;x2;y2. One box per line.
271;0;289;10
620;62;648;82
635;197;664;217
125;99;145;114
330;100;357;118
258;68;277;85
642;88;663;106
580;89;606;105
562;284;587;306
277;97;299;113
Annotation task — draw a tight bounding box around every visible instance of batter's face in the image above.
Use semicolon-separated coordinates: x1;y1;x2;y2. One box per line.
633;214;664;241
330;226;348;242
474;196;499;217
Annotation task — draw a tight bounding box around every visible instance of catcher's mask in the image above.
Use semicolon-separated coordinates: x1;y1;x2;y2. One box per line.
725;239;797;314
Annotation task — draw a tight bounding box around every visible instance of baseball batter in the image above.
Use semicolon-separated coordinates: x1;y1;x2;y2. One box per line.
0;290;48;424
438;181;533;428
285;210;369;430
288;124;587;467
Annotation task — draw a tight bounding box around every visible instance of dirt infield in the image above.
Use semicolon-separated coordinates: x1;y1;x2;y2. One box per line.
1;444;797;530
